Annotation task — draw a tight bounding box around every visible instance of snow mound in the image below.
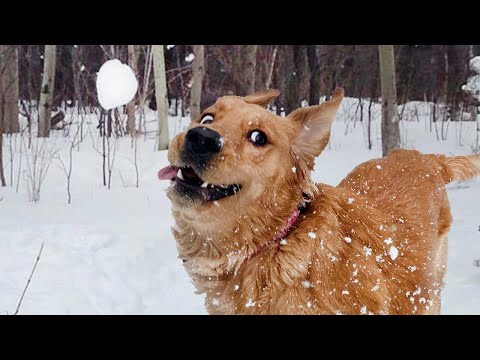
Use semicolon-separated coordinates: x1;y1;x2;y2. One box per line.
96;59;138;110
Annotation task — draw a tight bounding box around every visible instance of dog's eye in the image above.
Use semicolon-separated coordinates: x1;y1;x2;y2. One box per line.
200;115;214;125
248;130;267;146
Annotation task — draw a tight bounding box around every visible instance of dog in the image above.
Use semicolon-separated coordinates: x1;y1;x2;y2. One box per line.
158;88;480;314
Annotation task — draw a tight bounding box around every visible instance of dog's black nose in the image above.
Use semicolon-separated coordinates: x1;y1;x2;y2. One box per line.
185;127;223;160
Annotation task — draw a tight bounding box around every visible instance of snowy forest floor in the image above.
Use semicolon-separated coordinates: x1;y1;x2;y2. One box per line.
0;98;479;314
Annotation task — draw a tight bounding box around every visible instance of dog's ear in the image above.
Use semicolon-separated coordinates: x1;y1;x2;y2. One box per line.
289;87;344;163
243;89;280;108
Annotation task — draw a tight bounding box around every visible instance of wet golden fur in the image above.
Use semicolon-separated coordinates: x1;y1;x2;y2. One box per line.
165;88;480;315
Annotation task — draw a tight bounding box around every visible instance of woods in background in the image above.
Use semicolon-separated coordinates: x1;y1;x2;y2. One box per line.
3;45;478;117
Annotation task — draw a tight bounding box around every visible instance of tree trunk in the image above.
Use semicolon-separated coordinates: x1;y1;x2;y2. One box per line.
0;45;19;134
152;45;169;151
38;45;57;138
0;105;5;186
378;45;401;156
126;45;137;136
233;45;257;95
190;45;205;122
307;45;321;105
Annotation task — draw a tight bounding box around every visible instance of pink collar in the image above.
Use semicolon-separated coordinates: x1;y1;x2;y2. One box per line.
248;207;301;261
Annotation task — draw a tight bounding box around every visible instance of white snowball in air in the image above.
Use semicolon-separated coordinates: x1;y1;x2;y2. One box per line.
96;59;138;110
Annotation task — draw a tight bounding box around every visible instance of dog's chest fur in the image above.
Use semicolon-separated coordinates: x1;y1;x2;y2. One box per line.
172;183;446;315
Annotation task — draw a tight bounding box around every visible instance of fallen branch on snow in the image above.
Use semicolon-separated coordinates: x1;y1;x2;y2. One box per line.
14;243;45;315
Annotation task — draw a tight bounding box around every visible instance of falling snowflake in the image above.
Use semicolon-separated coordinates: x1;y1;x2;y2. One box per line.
376;165;382;170
347;198;355;204
408;266;416;272
389;245;399;260
384;237;393;245
344;236;352;243
245;299;256;308
363;246;373;257
308;232;317;239
291;167;297;174
212;298;220;306
234;285;240;291
302;281;312;288
342;290;349;295
360;306;367;315
185;53;196;62
280;239;288;245
371;285;379;292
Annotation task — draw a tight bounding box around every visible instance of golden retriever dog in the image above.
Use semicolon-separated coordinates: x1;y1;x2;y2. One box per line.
158;88;480;315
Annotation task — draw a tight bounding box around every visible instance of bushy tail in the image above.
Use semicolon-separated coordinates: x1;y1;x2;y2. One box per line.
442;155;480;183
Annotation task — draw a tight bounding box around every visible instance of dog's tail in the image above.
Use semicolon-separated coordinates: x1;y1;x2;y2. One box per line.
440;154;480;183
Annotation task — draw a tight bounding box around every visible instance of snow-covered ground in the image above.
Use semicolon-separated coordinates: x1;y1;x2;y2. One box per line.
0;99;479;314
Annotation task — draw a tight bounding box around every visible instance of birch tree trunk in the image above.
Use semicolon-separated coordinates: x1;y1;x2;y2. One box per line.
379;45;401;156
38;45;57;138
190;45;205;122
126;44;137;136
0;45;19;134
152;45;169;150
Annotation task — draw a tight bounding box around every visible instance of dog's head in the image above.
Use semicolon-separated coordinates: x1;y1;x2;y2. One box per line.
159;88;344;227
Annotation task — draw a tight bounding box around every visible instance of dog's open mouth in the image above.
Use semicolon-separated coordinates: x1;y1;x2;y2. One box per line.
158;165;241;201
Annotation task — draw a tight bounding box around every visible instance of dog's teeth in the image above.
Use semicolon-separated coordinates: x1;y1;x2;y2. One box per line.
209;184;215;188
220;185;227;188
201;181;209;188
177;169;185;181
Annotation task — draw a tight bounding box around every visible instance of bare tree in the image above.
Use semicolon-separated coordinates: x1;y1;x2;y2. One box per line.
233;45;258;95
22;137;57;202
378;45;401;156
38;45;57;138
126;45;138;136
0;45;19;134
57;123;81;204
265;46;278;90
190;45;205;121
0;108;5;186
152;45;169;150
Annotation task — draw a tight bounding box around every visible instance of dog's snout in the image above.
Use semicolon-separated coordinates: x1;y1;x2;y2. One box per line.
185;127;223;160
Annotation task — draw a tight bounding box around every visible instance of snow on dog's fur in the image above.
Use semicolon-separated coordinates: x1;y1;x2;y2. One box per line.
159;88;480;314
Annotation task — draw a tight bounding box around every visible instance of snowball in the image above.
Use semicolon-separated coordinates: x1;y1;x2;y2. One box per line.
96;59;138;110
389;245;399;260
470;56;480;73
185;53;195;62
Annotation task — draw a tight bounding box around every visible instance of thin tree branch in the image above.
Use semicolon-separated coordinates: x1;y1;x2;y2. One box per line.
14;243;45;315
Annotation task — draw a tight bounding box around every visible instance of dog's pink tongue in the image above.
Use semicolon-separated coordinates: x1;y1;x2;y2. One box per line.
158;165;177;180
